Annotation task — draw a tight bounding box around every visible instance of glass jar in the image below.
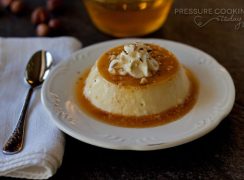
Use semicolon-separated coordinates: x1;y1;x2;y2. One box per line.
83;0;173;37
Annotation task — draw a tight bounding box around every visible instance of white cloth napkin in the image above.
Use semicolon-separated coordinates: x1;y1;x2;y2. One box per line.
0;37;82;179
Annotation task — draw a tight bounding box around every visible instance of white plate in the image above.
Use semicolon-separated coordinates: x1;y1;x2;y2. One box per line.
41;39;235;150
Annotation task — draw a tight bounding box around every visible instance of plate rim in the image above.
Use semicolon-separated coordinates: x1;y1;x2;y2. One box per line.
41;38;235;151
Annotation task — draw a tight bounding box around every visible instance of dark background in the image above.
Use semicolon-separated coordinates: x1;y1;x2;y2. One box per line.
0;0;244;179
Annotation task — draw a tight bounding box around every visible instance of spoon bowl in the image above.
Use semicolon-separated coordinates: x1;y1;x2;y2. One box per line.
25;50;53;87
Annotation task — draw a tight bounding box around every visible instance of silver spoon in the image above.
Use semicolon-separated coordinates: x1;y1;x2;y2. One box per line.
2;50;53;155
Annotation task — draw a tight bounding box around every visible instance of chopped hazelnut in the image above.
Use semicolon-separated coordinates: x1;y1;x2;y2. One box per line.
140;78;148;84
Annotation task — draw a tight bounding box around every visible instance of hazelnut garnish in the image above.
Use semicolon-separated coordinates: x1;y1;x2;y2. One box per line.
140;78;148;85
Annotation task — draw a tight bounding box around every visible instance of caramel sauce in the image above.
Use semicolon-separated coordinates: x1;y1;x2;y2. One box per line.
97;44;180;86
75;68;198;128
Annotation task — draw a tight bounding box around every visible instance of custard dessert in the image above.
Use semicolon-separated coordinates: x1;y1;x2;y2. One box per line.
75;42;198;128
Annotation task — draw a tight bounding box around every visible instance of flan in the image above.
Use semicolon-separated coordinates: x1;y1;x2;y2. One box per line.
83;43;191;117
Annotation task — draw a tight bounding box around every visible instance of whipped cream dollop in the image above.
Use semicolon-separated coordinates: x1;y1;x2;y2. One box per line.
108;42;159;79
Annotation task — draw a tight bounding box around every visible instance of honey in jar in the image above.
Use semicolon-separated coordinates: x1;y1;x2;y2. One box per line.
83;0;174;37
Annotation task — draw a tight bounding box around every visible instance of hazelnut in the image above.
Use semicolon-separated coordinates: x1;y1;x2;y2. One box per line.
47;0;63;12
0;0;13;8
140;78;148;84
48;18;61;29
36;23;50;36
31;7;49;25
10;0;24;14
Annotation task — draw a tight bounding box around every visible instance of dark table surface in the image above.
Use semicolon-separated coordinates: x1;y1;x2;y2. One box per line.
1;0;244;179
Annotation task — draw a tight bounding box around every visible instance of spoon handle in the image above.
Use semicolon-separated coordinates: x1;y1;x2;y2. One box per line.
2;87;33;155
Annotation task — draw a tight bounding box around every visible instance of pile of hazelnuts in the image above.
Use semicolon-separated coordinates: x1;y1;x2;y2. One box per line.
0;0;63;36
32;0;63;36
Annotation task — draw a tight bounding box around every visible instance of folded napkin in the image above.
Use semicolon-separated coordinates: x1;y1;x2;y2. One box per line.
0;37;81;179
